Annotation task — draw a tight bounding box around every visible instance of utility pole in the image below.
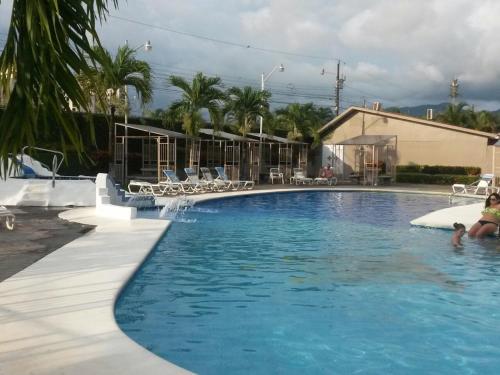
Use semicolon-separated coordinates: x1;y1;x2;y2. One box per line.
321;60;345;116
335;60;345;116
450;78;459;106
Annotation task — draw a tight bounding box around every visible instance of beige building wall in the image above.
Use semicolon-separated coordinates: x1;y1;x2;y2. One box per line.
323;112;494;174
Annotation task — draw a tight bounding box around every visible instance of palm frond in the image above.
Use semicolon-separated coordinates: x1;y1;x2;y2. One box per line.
0;0;119;176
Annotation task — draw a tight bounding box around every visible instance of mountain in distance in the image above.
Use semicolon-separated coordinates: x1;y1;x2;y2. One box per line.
386;102;449;117
386;102;500;117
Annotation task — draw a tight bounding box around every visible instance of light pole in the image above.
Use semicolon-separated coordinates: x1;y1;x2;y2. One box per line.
257;64;284;184
259;64;284;137
124;40;152;124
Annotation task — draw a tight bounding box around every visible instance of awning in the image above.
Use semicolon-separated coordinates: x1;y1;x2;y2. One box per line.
199;128;256;142
337;134;396;146
247;132;305;144
115;123;192;139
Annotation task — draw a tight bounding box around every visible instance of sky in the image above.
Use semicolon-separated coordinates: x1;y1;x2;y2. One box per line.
2;0;500;113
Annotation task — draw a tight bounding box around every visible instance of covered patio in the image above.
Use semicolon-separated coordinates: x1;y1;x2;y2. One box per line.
331;134;397;185
198;128;259;181
247;132;309;183
113;123;199;184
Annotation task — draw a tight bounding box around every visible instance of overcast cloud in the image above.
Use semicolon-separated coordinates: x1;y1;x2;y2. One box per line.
2;0;500;112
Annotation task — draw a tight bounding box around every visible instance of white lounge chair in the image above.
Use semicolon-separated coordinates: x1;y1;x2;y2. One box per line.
452;174;494;195
269;168;284;184
200;167;229;192
290;168;313;185
215;167;254;190
184;168;210;192
0;206;15;230
128;180;171;196
314;176;337;186
162;169;200;194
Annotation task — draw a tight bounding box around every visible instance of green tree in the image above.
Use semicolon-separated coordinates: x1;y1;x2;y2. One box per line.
276;103;321;141
167;72;225;136
471;110;499;133
224;86;271;136
79;45;152;116
385;106;402;114
262;112;280;136
435;102;473;128
0;0;118;174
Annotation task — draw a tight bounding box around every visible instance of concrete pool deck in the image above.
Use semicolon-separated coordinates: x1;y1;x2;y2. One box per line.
0;184;486;374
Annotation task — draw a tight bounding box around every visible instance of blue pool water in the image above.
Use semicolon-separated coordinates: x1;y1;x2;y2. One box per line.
116;192;500;374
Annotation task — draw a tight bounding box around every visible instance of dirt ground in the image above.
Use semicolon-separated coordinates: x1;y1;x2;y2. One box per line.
0;207;94;282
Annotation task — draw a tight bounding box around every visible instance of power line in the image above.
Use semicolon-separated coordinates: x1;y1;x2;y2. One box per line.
109;15;339;62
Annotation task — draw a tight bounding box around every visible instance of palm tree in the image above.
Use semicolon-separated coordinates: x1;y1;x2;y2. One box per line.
78;44;152;161
224;86;271;136
276;103;320;141
79;45;152;116
0;0;118;174
167;73;225;136
471;111;499;133
435;102;473;128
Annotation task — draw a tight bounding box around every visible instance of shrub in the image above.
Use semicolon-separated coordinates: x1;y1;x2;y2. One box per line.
396;165;422;173
396;173;479;185
396;165;481;176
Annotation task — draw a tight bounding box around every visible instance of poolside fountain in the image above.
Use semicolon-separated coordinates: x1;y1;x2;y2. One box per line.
125;194;155;209
158;196;194;221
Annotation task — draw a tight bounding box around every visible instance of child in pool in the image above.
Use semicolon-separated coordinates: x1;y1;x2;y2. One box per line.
451;222;466;248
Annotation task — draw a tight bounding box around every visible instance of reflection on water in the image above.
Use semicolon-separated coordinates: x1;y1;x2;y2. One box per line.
284;252;463;292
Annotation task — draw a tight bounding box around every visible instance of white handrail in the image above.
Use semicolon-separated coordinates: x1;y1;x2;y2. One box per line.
21;146;65;188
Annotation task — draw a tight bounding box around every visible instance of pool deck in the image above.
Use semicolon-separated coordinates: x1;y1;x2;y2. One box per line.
0;184;485;375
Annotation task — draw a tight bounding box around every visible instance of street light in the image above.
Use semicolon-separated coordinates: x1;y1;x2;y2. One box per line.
127;40;153;53
259;64;284;137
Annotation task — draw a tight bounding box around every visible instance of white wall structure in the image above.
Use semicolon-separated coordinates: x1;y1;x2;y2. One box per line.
0;156;96;206
95;173;137;220
0;177;96;206
322;144;344;176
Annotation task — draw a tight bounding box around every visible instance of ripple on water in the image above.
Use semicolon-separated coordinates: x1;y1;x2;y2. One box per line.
116;192;500;375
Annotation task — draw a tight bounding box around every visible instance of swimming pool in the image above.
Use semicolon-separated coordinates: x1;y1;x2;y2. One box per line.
116;192;500;374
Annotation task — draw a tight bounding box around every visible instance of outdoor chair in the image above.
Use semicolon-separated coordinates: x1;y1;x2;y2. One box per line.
290;168;313;185
162;169;200;194
128;180;171;196
452;174;495;195
0;206;15;230
269;168;284;184
314;176;337;186
184;167;210;192
214;167;254;190
200;167;229;192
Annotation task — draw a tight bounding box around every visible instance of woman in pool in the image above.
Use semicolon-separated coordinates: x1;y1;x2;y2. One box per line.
468;192;500;238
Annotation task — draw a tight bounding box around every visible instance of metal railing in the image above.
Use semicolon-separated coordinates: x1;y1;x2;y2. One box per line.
21;146;64;188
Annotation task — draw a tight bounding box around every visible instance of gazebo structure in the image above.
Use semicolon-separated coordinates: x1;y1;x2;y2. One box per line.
198;129;259;181
247;133;309;183
331;134;397;185
113;123;199;185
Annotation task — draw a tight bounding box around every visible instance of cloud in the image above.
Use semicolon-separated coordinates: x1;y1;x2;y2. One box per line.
2;0;500;111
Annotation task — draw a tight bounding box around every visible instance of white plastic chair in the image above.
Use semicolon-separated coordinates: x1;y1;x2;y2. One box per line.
269;168;284;184
452;174;494;195
290;168;313;185
162;169;199;194
200;167;229;191
184;168;211;192
214;167;254;190
128;180;171;196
